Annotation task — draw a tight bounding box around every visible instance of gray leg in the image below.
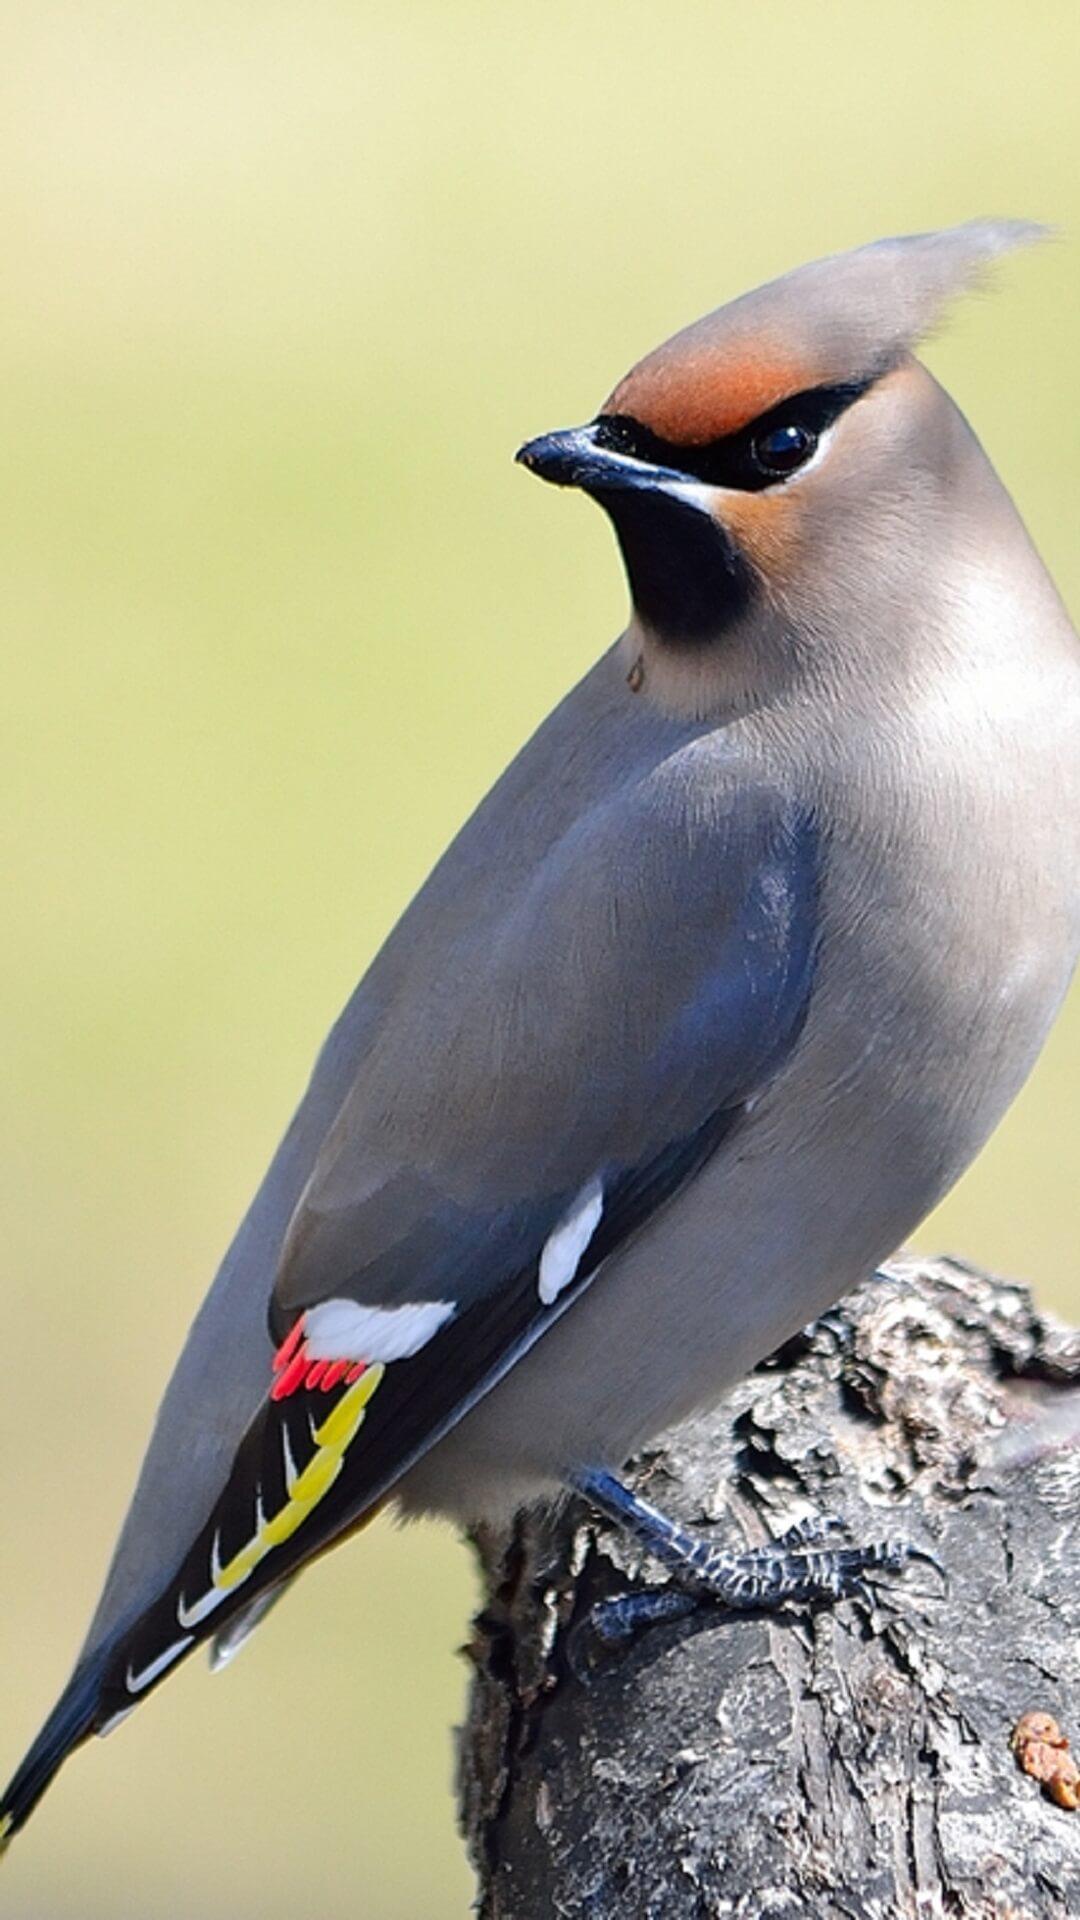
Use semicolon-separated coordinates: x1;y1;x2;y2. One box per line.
570;1467;939;1649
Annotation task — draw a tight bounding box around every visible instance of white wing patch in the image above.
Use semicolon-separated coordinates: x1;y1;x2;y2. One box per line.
98;1704;136;1739
303;1297;455;1363
281;1422;299;1493
209;1583;287;1673
126;1635;194;1694
538;1177;605;1306
177;1551;230;1630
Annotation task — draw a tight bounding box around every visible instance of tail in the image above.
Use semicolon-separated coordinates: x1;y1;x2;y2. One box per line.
0;1653;108;1856
2;1335;394;1855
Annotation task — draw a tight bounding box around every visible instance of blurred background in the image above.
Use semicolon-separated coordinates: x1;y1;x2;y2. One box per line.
1;2;1078;1913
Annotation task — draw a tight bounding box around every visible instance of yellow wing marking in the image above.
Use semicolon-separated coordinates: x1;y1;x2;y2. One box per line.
213;1364;386;1595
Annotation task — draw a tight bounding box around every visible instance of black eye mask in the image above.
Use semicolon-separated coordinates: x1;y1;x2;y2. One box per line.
594;380;873;493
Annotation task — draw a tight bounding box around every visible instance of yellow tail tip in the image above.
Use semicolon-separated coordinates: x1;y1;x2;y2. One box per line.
0;1810;14;1856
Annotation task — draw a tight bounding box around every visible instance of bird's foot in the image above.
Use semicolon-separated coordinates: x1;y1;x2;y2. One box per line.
567;1467;941;1672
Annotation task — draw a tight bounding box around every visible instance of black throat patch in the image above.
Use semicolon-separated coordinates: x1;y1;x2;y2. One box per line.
603;488;757;644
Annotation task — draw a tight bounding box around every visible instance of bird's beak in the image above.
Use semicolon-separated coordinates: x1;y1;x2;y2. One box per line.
516;421;744;640
516;423;689;498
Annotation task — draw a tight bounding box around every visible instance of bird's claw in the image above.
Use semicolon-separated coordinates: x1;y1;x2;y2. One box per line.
567;1511;943;1675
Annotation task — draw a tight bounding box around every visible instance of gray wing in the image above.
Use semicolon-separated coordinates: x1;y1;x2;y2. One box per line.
95;765;818;1725
276;764;818;1313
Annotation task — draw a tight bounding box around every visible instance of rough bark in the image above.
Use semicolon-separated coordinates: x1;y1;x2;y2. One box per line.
458;1255;1080;1919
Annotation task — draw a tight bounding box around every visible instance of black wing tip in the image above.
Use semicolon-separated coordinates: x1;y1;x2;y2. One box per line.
0;1657;105;1857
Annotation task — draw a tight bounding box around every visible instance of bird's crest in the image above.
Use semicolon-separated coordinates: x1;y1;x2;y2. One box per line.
605;219;1046;445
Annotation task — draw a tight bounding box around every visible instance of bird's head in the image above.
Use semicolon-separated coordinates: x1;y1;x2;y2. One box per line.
518;220;1045;713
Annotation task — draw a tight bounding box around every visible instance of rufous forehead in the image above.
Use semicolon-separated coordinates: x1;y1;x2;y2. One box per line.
603;335;815;445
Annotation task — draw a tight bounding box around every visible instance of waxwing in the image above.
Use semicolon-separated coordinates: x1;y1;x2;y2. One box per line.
5;218;1080;1854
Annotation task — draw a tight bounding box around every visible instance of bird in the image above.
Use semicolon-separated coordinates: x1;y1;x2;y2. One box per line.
4;217;1080;1855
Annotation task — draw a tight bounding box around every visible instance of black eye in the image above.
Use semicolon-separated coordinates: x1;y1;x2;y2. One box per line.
750;421;816;478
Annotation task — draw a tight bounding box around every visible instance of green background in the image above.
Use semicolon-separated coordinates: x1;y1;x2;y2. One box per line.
2;4;1078;1914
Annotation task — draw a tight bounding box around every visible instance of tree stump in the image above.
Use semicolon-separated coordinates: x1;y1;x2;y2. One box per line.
458;1255;1080;1918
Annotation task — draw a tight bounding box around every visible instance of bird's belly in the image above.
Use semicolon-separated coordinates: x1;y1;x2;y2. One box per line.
402;795;1080;1526
399;1112;923;1525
